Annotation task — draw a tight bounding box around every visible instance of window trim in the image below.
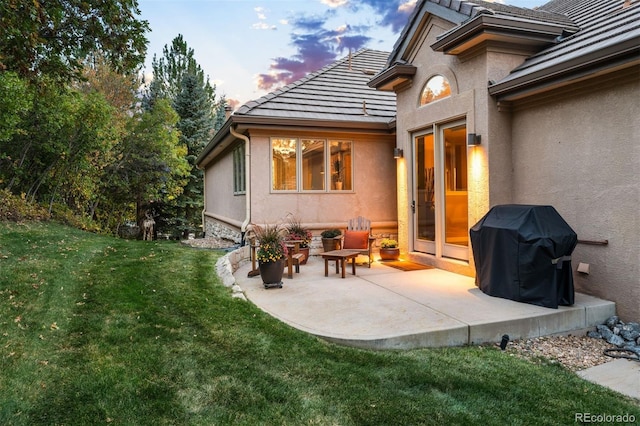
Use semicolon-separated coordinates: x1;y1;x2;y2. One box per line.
233;142;246;195
270;137;354;193
419;74;451;106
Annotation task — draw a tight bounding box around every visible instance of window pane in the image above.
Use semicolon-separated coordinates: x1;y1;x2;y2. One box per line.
233;143;245;193
301;139;325;190
415;133;435;242
443;124;468;247
330;141;352;191
420;75;451;105
272;138;297;191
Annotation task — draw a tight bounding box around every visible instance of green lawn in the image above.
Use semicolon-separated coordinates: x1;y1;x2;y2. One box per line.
1;222;638;425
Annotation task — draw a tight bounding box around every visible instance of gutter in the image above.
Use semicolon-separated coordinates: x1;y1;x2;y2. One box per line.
230;126;251;246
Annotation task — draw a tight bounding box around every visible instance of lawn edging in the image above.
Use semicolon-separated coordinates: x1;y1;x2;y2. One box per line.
215;245;251;301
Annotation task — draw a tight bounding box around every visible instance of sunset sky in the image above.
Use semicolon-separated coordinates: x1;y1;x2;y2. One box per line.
138;0;549;109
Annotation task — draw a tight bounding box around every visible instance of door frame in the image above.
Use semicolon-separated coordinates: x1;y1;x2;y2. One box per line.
411;119;469;261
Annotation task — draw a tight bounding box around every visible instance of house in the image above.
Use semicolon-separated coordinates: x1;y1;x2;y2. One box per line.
198;0;638;320
196;49;399;250
368;0;639;320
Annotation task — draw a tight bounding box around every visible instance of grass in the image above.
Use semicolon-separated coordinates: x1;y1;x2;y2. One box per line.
1;221;638;425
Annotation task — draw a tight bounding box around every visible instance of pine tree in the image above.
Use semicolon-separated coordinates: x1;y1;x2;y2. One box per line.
143;34;227;237
171;74;214;236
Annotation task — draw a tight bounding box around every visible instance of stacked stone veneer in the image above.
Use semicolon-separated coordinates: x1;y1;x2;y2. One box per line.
205;217;242;243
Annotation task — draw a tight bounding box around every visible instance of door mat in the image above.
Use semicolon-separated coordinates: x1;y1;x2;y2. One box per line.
380;261;434;272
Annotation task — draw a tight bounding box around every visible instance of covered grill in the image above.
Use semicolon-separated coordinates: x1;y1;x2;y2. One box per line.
470;205;577;309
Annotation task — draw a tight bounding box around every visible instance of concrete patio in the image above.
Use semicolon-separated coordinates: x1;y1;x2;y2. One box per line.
233;255;616;350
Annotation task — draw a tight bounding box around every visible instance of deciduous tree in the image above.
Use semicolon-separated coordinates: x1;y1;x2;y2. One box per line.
0;0;149;83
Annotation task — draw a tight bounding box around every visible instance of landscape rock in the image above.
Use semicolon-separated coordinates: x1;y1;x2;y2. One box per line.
606;334;626;347
586;330;602;339
605;315;619;328
620;329;640;341
588;316;640;357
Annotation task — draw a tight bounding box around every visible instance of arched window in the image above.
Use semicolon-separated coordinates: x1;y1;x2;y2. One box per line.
420;75;451;106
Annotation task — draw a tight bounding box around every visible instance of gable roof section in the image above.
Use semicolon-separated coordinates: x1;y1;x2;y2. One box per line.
370;0;578;91
197;49;396;168
430;0;579;55
388;0;576;63
489;0;640;101
234;49;396;126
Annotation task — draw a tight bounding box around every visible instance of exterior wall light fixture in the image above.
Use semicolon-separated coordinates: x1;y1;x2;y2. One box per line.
467;133;481;146
393;148;404;158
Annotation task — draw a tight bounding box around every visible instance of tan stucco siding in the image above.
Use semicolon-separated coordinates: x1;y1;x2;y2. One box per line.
247;130;397;228
203;146;246;227
510;76;640;320
394;16;490;270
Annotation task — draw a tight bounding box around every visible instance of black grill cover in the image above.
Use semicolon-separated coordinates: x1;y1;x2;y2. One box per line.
470;205;577;309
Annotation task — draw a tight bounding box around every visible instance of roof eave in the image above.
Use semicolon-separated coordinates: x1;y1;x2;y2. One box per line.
431;14;576;55
368;63;418;91
232;114;396;132
196;117;236;168
488;37;640;102
196;114;397;168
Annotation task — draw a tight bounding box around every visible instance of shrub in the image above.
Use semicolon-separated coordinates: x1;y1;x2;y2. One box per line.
253;223;288;263
285;216;312;248
321;229;341;238
0;189;49;222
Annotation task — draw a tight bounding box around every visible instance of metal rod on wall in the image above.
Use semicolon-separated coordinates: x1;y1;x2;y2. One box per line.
577;239;609;245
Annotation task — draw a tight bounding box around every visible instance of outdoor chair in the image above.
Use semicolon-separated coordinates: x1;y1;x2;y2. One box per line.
339;216;375;267
286;239;306;278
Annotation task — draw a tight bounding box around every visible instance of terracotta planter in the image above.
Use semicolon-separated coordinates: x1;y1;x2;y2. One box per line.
379;247;400;261
259;259;285;287
298;247;310;264
322;237;340;252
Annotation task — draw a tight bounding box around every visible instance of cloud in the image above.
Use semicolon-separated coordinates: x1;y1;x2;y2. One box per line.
356;0;417;33
252;6;277;30
255;0;416;91
321;0;349;7
252;22;277;30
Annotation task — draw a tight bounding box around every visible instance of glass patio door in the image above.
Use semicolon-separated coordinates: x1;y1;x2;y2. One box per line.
413;121;469;260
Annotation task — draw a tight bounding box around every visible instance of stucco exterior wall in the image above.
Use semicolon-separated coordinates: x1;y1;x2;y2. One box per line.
203;145;246;241
247;129;397;233
393;15;531;274
510;76;640;320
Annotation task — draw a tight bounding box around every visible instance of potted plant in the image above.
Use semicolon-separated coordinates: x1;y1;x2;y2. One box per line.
284;216;313;264
379;238;400;261
333;160;343;190
253;223;288;288
321;229;342;252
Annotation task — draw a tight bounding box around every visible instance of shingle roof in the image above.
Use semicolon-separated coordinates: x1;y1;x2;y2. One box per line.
490;0;640;97
234;49;396;125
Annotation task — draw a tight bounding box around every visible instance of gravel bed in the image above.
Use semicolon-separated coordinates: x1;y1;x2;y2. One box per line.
502;334;615;372
180;237;238;250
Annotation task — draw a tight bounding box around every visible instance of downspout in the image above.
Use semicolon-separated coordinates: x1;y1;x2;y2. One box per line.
201;168;206;236
230;126;251;246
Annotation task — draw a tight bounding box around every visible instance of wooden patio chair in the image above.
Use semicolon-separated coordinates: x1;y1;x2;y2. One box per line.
339;216;376;267
285;240;306;279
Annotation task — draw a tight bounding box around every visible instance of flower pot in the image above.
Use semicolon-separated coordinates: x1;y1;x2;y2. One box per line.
298;247;310;264
259;258;285;287
322;237;340;252
379;247;400;261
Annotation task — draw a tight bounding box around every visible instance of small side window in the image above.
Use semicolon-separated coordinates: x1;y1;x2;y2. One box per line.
233;143;246;194
420;75;451;106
